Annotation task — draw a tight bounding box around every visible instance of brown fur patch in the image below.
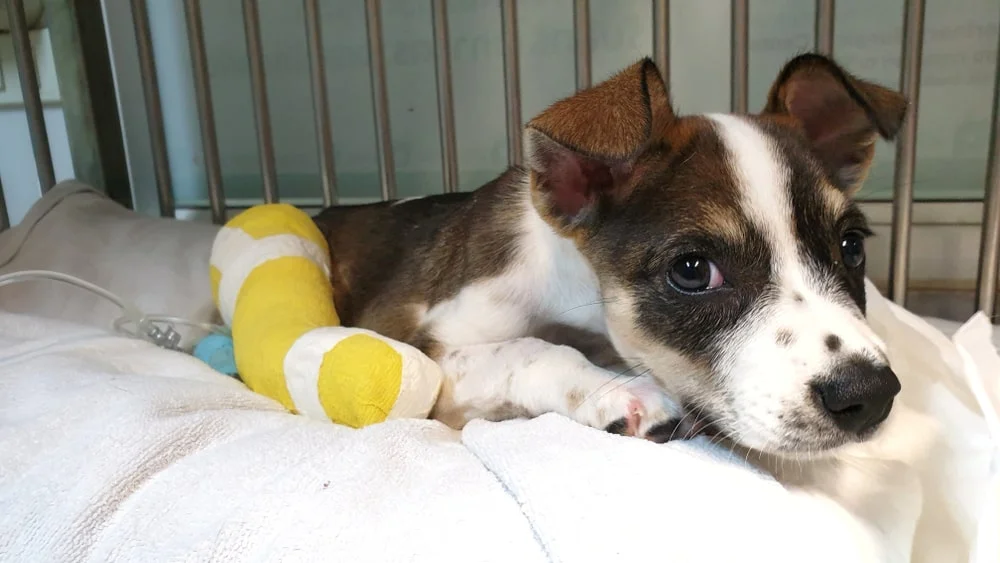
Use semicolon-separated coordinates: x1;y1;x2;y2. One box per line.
565;388;586;411
491;401;532;421
313;172;527;349
533;323;625;369
761;53;907;193
825;334;842;352
527;59;671;161
776;329;795;348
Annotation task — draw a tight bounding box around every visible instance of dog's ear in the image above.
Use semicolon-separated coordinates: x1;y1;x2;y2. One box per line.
763;53;908;194
525;58;672;226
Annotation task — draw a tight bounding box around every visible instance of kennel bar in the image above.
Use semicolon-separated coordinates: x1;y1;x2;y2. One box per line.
730;0;749;114
365;0;396;201
131;0;175;217
887;0;926;306
6;1;1000;319
243;0;279;203
574;0;591;91
0;175;8;231
501;0;523;166
47;0;132;204
814;0;835;55
184;0;227;224
653;0;670;92
7;0;56;192
304;0;338;205
432;0;458;194
975;26;1000;316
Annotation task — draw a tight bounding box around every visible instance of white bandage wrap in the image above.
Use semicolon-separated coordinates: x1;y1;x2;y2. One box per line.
283;327;348;420
386;340;445;419
211;227;331;325
282;326;445;421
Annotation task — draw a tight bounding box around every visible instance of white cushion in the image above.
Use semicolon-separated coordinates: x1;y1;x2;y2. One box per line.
0;181;219;330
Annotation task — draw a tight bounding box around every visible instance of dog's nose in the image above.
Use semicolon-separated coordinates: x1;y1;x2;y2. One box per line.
812;359;901;435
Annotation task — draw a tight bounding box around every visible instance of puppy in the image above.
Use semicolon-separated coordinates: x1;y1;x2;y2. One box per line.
313;53;908;457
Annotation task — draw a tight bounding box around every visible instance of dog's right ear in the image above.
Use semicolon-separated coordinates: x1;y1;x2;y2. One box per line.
762;53;908;194
525;59;672;227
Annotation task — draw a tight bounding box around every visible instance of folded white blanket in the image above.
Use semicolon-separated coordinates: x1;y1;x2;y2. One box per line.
462;415;883;562
0;288;996;562
0;311;881;562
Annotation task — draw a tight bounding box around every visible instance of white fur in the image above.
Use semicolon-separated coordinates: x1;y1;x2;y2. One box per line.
707;114;890;452
423;190;606;347
602;284;704;400
405;116;893;450
419;184;678;431
433;337;675;433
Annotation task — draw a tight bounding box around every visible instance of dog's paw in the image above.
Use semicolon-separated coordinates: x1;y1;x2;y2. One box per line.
572;376;680;440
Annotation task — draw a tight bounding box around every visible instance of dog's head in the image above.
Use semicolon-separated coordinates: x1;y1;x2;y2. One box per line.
525;54;907;455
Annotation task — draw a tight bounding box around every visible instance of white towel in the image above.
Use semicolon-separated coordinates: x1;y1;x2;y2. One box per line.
461;413;883;563
1;282;997;562
0;313;547;563
0;311;881;563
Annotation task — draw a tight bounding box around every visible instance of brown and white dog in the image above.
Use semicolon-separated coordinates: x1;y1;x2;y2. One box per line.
313;54;908;458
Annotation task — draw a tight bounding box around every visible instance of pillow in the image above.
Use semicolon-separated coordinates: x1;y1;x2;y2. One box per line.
0;181;219;330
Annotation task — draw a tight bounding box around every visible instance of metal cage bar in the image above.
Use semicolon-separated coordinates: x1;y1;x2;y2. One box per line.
730;0;749;114
304;0;338;206
131;0;175;217
975;25;1000;316
10;0;1000;321
47;0;132;206
243;0;279;203
7;0;56;192
0;176;9;231
184;0;227;224
574;0;591;91
432;0;459;193
365;0;397;201
501;0;523;166
814;0;835;56
653;0;670;92
887;0;926;306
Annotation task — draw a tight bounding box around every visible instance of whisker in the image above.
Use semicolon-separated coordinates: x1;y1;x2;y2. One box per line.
592;368;652;404
581;361;646;406
667;409;696;442
554;297;617;318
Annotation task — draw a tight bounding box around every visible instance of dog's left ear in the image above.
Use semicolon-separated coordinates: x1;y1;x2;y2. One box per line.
525;58;672;227
763;54;908;194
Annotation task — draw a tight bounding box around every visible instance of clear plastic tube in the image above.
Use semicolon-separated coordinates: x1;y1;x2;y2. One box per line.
0;269;227;351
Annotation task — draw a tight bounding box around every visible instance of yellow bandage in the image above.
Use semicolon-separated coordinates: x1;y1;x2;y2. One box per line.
209;204;441;428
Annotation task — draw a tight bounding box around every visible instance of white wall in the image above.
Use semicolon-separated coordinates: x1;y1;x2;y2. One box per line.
0;27;73;225
0;108;73;224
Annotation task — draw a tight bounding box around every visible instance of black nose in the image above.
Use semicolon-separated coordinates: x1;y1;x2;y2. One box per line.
812;359;901;435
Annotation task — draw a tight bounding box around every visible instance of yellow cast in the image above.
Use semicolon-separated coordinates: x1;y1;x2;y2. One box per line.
208;204;441;428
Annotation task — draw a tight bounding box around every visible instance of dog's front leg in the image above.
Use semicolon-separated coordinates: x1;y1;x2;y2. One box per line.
429;337;681;440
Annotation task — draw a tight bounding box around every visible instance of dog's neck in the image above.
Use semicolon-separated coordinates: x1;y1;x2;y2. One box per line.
423;175;609;348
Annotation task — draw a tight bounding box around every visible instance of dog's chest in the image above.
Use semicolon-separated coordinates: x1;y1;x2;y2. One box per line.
421;217;606;348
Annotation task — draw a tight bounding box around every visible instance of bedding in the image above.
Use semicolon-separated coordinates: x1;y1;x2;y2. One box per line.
0;290;995;562
0;181;218;333
0;311;883;562
0;182;997;561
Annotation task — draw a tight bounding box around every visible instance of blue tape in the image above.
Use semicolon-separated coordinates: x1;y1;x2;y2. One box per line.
193;333;239;376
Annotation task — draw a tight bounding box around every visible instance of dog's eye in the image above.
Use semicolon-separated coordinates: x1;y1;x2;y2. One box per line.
668;255;725;292
840;231;866;269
